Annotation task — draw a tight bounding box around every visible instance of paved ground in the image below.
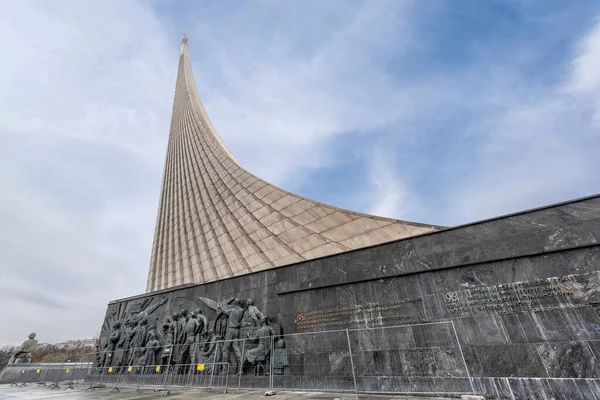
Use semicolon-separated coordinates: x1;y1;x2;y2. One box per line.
0;385;457;400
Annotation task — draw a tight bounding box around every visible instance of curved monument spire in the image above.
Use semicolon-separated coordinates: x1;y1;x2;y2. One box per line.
146;33;441;292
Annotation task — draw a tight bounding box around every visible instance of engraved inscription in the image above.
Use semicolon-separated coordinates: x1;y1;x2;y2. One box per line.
296;297;424;331
445;275;582;315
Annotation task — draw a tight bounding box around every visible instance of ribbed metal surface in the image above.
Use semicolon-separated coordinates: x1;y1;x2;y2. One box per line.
146;35;440;292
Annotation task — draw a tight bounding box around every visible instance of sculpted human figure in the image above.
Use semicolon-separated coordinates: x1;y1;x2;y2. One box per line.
200;329;223;375
103;322;122;368
244;299;265;327
191;309;208;363
147;324;157;344
177;312;203;365
214;313;227;339
159;319;173;364
194;308;208;336
115;319;137;367
244;317;276;374
8;333;38;364
128;317;149;366
170;313;179;340
169;313;180;363
218;298;245;372
111;324;128;367
177;309;189;345
161;319;172;345
141;331;161;367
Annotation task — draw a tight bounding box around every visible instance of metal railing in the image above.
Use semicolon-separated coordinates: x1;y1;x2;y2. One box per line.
9;368;47;387
4;321;474;396
169;362;230;390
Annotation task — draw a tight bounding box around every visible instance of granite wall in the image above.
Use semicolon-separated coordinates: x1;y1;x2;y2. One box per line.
101;194;600;399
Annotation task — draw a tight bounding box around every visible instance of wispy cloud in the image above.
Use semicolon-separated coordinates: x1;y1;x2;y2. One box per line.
366;147;408;219
0;0;174;343
445;17;600;223
565;16;600;124
196;1;417;185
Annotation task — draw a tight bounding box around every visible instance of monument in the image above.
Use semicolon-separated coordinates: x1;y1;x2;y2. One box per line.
98;33;600;399
144;31;441;293
8;333;38;364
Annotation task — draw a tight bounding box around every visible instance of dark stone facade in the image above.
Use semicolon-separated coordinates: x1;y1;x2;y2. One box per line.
101;194;600;399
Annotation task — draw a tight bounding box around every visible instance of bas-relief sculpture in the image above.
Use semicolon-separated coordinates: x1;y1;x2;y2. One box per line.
99;296;285;376
8;333;38;364
99;270;600;379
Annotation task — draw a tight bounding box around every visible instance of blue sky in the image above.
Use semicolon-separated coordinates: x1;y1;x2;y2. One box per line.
0;0;599;344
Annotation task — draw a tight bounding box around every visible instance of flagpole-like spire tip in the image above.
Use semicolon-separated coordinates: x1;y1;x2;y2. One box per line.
180;30;189;54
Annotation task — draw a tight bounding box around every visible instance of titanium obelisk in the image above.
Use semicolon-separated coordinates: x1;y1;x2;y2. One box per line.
146;33;440;292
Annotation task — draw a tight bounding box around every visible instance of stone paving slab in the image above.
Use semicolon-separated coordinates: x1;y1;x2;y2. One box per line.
0;385;456;400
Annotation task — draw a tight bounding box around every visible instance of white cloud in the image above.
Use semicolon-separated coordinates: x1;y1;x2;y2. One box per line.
366;147;408;219
565;17;600;126
444;18;600;224
567;17;600;95
191;1;417;185
0;0;174;344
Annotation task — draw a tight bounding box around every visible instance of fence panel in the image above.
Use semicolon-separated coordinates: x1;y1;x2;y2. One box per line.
60;366;79;390
114;365;140;389
8;370;22;386
62;352;96;389
83;366;103;390
347;321;473;396
133;364;171;393
167;364;192;388
270;329;355;392
168;339;232;391
11;369;45;386
187;362;230;390
84;366;130;391
96;366;121;389
46;356;72;390
234;336;270;390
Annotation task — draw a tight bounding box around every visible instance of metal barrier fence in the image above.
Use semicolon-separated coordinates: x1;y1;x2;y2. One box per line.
46;352;97;390
62;352;97;390
169;362;230;390
4;321;474;397
347;321;473;396
272;329;355;392
133;364;171;394
9;368;47;387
